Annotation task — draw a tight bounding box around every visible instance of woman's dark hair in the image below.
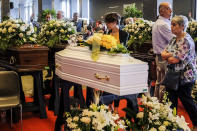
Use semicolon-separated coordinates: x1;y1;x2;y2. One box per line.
104;12;121;25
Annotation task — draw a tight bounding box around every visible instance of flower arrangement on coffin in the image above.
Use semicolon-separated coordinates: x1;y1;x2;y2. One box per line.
124;94;190;131
187;21;197;42
86;33;129;54
123;19;153;52
0;19;36;50
38;20;76;48
64;104;127;131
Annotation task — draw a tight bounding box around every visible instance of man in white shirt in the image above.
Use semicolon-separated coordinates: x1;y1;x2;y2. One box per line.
152;2;174;100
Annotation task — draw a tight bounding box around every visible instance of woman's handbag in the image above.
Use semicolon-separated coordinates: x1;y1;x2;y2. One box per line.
162;68;181;91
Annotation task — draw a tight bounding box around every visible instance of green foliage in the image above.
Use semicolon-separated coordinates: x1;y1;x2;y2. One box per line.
41;9;56;22
109;44;130;54
123;3;143;18
2;16;10;21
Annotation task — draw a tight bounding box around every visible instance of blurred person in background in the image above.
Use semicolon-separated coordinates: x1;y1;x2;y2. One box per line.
57;11;64;20
72;12;83;32
94;20;104;33
45;13;53;78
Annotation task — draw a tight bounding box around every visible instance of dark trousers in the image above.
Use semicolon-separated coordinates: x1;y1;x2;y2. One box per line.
166;81;197;126
73;83;86;108
86;87;94;107
74;85;94;108
100;92;120;107
100;93;139;119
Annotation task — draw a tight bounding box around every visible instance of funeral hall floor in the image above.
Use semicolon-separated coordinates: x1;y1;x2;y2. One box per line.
0;72;194;131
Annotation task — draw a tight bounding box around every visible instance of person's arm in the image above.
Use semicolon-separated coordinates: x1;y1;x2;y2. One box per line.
119;30;129;46
167;39;190;64
161;49;180;64
158;23;174;42
167;56;180;64
161;50;172;60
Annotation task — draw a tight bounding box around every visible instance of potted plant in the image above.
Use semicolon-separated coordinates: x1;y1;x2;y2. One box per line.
123;3;143;19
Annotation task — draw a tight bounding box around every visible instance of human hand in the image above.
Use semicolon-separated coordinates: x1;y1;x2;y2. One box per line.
167;56;179;64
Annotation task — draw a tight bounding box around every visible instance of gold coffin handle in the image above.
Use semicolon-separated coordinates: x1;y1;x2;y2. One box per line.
9;56;16;64
94;73;110;81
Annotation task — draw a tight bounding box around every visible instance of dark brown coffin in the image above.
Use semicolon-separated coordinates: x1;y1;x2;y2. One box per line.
128;41;153;53
0;44;49;71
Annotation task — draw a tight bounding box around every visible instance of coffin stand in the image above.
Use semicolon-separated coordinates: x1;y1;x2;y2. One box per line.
55;46;148;96
0;44;49;119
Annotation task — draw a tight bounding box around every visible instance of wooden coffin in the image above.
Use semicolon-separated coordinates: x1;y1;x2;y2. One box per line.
55;46;148;96
128;41;153;53
0;44;49;71
48;44;67;69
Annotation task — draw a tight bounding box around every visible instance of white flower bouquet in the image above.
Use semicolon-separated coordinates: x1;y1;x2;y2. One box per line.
38;20;76;48
0;19;36;50
123;19;153;51
187;21;197;42
124;94;190;131
64;104;127;131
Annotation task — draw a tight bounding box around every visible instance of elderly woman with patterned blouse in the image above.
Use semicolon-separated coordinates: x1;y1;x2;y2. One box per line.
161;15;197;130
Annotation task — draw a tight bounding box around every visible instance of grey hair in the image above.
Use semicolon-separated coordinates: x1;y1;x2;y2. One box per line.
171;15;188;32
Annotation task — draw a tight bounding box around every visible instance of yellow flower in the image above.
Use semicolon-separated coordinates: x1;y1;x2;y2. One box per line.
158;125;166;131
163;121;170;126
60;29;64;33
80;117;91;124
19;33;23;38
90;104;97;111
86;33;118;49
73;116;79;121
136;112;144;118
2;28;7;33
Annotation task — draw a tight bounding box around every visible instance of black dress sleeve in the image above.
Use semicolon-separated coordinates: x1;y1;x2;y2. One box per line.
119;29;129;46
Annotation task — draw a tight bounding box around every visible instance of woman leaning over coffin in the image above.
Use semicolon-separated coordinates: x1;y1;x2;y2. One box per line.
100;12;138;118
161;15;197;130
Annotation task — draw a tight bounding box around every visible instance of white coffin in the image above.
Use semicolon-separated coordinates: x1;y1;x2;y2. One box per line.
55;46;148;96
